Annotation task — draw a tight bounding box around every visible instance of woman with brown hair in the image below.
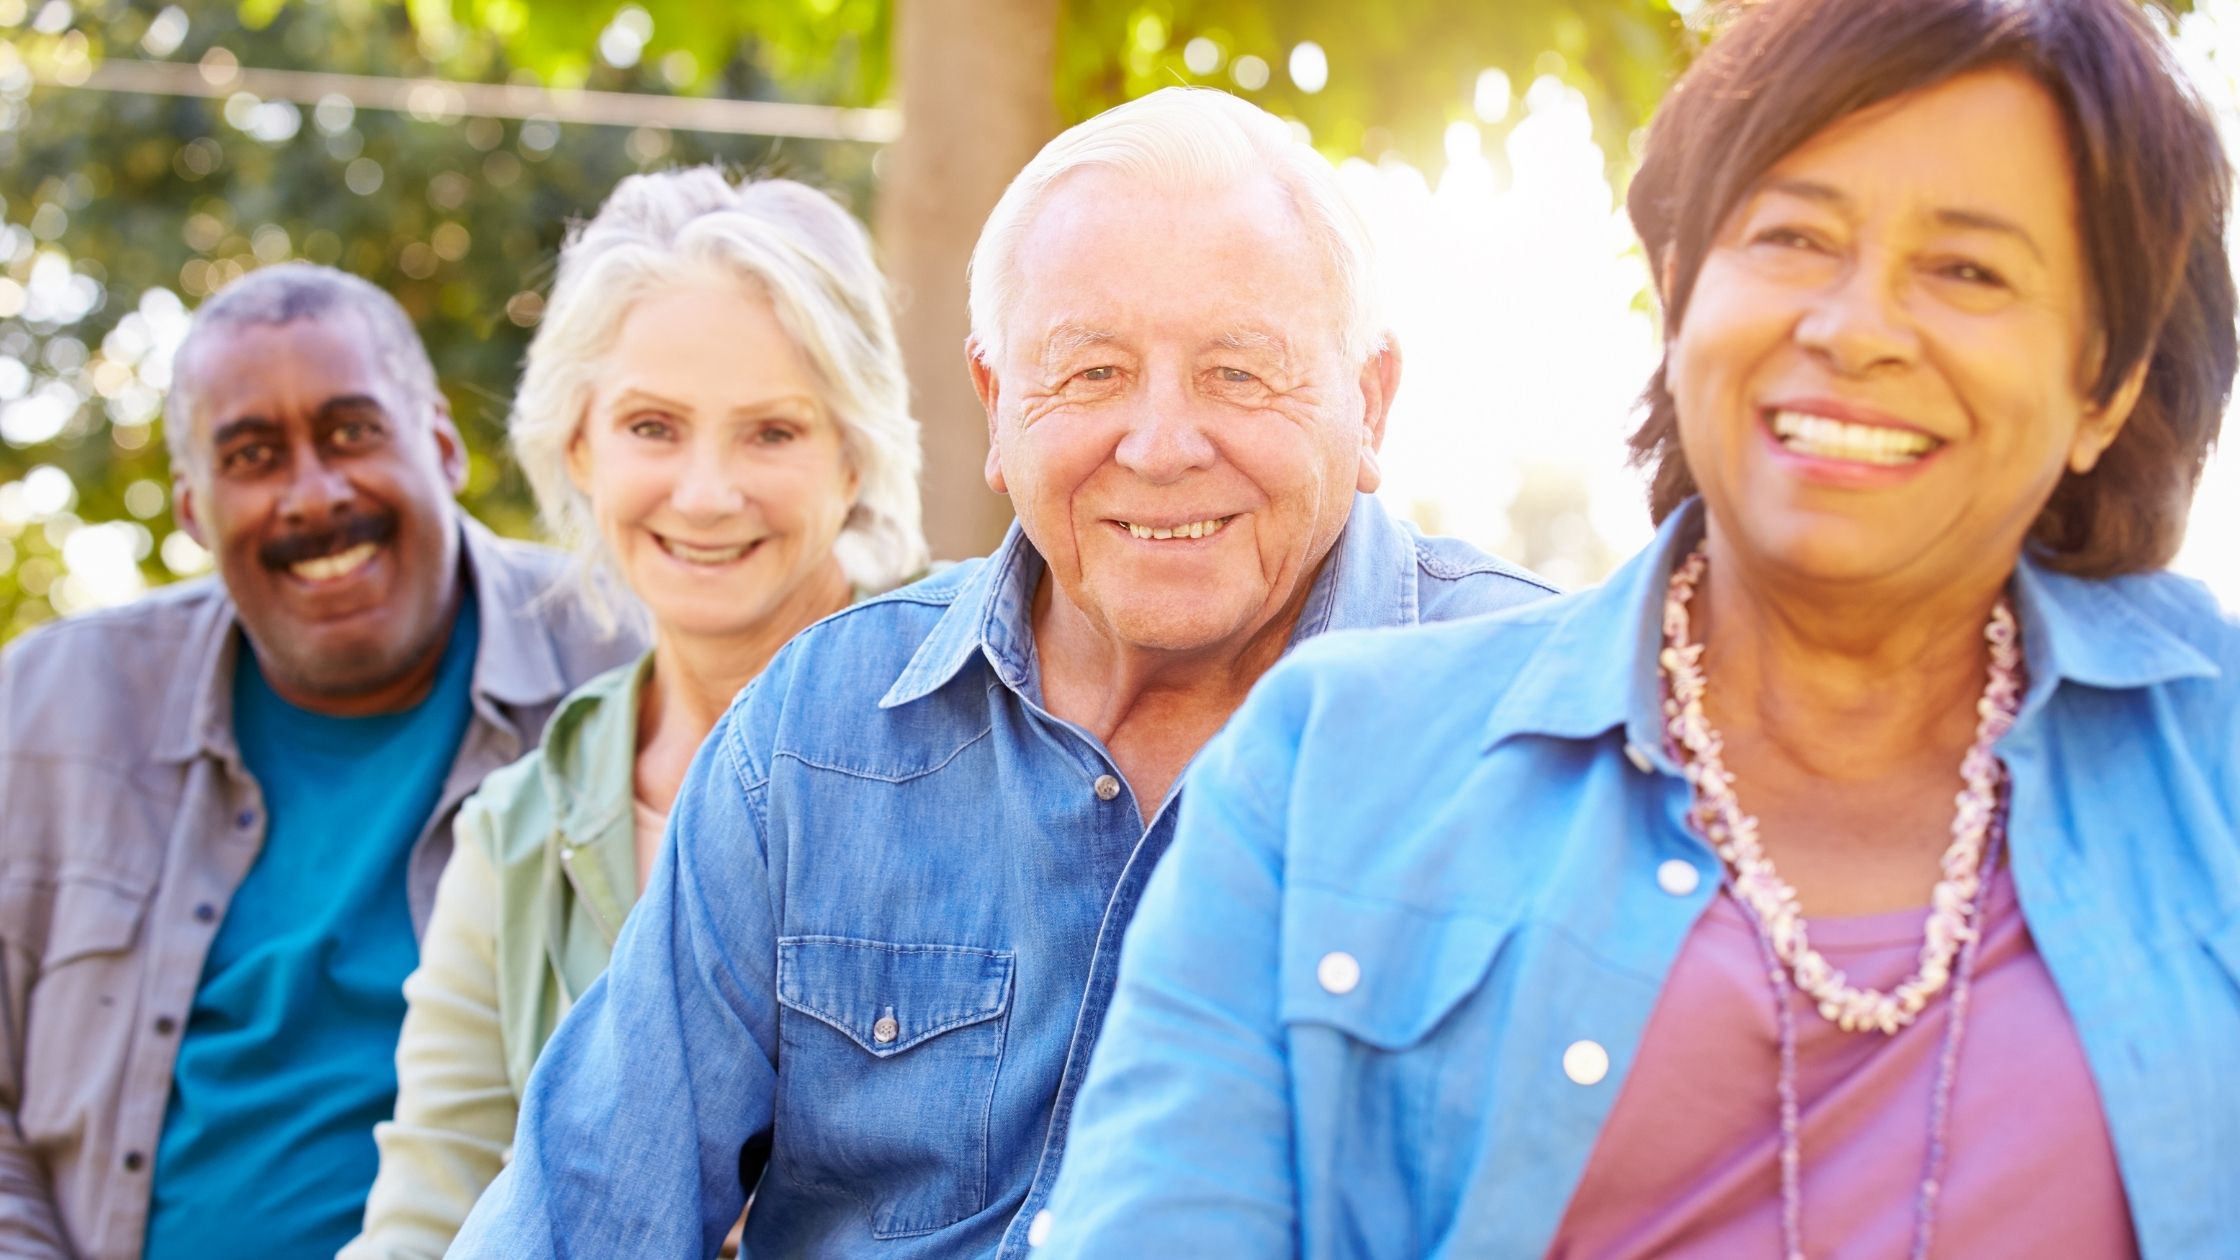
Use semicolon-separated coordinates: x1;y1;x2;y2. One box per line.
1032;1;2240;1256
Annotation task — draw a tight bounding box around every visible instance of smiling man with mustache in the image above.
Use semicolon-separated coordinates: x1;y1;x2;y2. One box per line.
0;263;639;1260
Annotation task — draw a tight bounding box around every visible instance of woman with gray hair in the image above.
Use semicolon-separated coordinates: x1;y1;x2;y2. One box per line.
342;166;923;1259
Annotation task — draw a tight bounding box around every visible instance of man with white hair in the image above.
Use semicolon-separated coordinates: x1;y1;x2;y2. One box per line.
452;86;1554;1259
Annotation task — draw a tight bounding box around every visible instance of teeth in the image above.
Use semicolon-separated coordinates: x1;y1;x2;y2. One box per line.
661;537;754;565
290;542;377;582
1770;411;1936;466
1124;516;1230;541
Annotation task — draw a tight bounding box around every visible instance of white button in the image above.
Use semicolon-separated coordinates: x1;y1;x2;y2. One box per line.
1026;1209;1054;1248
1316;951;1361;995
1093;774;1121;801
558;846;575;863
1624;742;1654;774
1563;1039;1610;1086
873;1015;899;1044
1657;859;1702;897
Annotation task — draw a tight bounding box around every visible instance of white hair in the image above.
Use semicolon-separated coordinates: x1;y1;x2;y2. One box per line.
511;167;926;628
967;86;1385;366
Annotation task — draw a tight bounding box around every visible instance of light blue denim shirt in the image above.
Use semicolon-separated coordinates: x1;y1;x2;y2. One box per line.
1038;500;2240;1260
448;493;1555;1259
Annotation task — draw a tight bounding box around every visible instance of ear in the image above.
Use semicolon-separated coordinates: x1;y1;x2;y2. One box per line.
967;337;1008;494
172;468;206;548
2069;354;2150;476
1353;337;1402;494
429;398;468;494
565;426;592;495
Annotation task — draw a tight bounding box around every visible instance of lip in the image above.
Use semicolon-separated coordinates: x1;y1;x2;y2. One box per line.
1758;399;1948;489
1104;513;1238;546
652;532;765;568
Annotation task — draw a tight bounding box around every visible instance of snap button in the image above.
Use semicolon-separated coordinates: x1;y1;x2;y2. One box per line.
872;1015;899;1045
1093;774;1121;802
559;846;575;863
1657;858;1702;897
1316;951;1360;995
1027;1209;1054;1247
1563;1039;1610;1086
1624;742;1655;774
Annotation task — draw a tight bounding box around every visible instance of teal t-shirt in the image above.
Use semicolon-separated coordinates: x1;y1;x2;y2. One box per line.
143;595;479;1260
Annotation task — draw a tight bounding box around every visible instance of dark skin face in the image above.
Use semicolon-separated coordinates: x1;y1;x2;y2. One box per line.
171;312;468;716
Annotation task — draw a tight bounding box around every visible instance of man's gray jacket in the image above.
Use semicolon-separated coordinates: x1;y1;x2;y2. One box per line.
0;517;639;1260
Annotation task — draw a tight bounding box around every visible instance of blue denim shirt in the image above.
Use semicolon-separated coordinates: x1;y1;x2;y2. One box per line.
449;493;1555;1259
1038;501;2240;1260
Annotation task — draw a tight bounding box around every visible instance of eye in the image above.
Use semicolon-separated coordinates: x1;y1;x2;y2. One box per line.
1216;367;1259;385
1076;366;1117;383
751;422;800;446
1936;259;2008;289
1751;227;1826;252
626;414;675;441
330;418;382;449
221;443;276;474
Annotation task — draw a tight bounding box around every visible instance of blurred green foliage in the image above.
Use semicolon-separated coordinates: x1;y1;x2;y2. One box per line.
0;0;1687;642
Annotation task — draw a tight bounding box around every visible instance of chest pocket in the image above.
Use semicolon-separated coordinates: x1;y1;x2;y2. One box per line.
773;936;1014;1239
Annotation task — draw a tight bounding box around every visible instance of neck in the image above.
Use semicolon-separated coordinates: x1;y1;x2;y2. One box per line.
634;560;852;809
1032;574;1304;741
1696;530;2011;780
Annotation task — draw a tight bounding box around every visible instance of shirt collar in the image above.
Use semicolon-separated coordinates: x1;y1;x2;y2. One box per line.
156;515;575;763
879;491;1424;710
1479;497;2223;761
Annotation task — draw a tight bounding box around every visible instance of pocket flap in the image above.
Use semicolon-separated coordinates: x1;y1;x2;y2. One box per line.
1279;884;1514;1050
0;871;149;967
776;936;1013;1057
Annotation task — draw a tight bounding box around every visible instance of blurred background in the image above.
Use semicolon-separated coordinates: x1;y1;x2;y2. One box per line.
1;0;2234;643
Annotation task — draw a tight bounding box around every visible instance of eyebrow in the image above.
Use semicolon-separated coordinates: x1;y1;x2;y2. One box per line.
1211;329;1292;358
1038;324;1121;368
210;416;281;447
1758;178;2045;262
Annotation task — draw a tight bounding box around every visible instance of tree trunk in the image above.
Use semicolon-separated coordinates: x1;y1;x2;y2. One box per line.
876;0;1059;562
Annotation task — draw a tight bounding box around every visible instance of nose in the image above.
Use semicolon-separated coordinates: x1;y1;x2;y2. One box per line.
669;451;748;521
276;448;354;525
1112;372;1217;484
1794;260;1920;377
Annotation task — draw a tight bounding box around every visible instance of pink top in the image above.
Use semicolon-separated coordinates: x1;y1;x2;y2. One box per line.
1546;866;2137;1259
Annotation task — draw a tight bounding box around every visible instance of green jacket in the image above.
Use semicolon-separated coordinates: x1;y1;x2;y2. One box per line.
344;654;650;1260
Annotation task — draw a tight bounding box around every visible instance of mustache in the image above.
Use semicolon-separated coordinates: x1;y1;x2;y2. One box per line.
259;511;397;569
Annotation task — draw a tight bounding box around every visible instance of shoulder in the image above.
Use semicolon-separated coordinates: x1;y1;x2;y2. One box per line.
1401;522;1560;623
0;579;225;754
717;560;988;769
456;747;558;867
1249;594;1580;758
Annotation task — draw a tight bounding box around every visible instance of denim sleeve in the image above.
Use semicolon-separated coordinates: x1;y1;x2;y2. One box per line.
449;708;780;1259
1034;670;1305;1258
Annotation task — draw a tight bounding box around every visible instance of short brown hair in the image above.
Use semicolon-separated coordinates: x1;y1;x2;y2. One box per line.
1625;0;2235;575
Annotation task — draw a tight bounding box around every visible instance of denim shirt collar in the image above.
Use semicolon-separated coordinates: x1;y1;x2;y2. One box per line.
880;491;1420;710
1480;498;2222;763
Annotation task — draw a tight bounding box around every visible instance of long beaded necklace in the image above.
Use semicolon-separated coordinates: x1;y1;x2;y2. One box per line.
1658;540;2025;1260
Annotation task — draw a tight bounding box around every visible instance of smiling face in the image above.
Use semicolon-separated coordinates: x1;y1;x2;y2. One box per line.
972;167;1394;657
173;311;466;712
1669;68;2140;593
569;279;857;646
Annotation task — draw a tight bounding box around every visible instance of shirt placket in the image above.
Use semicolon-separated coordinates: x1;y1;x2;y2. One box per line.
108;757;265;1255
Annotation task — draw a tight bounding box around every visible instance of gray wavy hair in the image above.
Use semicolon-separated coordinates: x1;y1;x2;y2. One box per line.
511;167;926;626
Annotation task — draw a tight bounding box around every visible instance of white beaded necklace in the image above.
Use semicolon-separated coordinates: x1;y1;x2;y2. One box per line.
1658;540;2025;1260
1659;541;2023;1034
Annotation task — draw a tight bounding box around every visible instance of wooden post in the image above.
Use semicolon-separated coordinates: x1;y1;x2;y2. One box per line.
875;0;1060;562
